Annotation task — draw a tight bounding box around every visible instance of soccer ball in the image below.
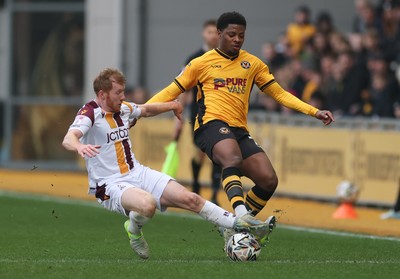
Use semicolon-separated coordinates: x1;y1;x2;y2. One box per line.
336;180;359;203
225;232;261;262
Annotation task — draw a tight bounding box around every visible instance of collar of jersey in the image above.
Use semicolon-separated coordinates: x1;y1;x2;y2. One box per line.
97;102;120;115
215;48;240;61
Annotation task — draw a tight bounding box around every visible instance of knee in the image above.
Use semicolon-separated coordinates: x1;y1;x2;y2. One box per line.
270;173;278;190
260;172;279;191
183;192;203;212
220;155;243;169
139;194;157;217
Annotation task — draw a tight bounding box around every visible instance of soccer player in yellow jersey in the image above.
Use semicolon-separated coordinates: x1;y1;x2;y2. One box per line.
147;12;334;245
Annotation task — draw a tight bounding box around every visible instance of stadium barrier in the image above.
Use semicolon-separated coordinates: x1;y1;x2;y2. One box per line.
130;114;400;207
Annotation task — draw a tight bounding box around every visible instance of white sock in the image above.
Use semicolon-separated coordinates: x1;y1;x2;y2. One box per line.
198;200;235;228
234;204;248;217
128;211;150;236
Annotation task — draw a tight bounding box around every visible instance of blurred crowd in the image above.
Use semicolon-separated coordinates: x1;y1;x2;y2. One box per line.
251;0;400;119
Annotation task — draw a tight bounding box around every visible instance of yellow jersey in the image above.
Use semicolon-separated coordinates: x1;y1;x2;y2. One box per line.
147;48;318;132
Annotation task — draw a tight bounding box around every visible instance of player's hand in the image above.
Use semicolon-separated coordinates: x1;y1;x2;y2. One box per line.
77;144;101;158
172;100;183;121
316;110;335;126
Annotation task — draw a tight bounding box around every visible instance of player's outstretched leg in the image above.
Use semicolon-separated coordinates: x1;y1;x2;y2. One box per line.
121;188;156;259
160;180;271;233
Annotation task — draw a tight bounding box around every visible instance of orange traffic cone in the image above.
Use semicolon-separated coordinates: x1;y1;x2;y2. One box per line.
332;202;358;219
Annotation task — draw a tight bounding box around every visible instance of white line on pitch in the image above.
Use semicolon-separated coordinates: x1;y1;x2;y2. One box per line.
0;258;399;264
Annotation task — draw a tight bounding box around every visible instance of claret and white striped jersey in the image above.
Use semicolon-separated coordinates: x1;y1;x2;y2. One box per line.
68;100;141;192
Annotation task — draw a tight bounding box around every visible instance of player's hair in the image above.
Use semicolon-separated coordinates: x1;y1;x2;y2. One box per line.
216;11;246;31
93;68;126;94
203;19;217;29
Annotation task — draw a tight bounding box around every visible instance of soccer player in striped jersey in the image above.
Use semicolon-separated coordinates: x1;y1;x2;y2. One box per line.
146;12;334;246
62;68;272;259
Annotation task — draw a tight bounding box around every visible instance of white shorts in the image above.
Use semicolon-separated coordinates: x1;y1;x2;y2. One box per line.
91;162;173;216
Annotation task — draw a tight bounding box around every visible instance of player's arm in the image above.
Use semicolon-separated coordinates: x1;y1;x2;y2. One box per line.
147;58;199;104
262;82;334;125
146;81;184;103
62;129;100;158
139;101;183;120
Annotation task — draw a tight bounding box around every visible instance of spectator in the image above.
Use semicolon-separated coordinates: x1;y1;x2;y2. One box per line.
379;0;400;61
329;32;352;54
315;11;335;35
319;54;336;97
357;28;381;80
287;59;306;100
348;32;366;69
325;52;363;116
361;28;382;58
300;59;322;103
261;42;286;72
360;52;399;117
286;5;316;57
312;32;332;59
353;0;382;34
309;92;326;110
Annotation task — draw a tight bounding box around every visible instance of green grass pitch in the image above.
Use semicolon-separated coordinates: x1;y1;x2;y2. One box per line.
1;192;399;279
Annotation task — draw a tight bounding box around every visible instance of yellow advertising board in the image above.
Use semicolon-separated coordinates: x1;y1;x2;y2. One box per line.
271;126;354;199
353;131;400;204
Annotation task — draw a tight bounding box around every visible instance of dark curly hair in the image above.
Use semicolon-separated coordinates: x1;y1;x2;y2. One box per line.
216;11;247;31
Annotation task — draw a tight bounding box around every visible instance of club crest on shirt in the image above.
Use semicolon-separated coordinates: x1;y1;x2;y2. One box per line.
241;61;251;69
219;127;231;134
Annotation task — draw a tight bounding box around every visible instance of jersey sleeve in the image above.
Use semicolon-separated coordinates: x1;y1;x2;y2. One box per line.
146;59;200;104
263;82;319;116
254;59;277;91
174;59;199;92
68;114;92;135
123;101;142;119
68;105;95;135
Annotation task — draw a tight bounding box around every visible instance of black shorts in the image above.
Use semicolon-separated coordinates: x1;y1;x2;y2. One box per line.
194;120;264;162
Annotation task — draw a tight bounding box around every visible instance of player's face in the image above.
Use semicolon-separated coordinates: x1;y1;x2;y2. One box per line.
101;81;125;113
202;24;219;49
218;24;245;56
